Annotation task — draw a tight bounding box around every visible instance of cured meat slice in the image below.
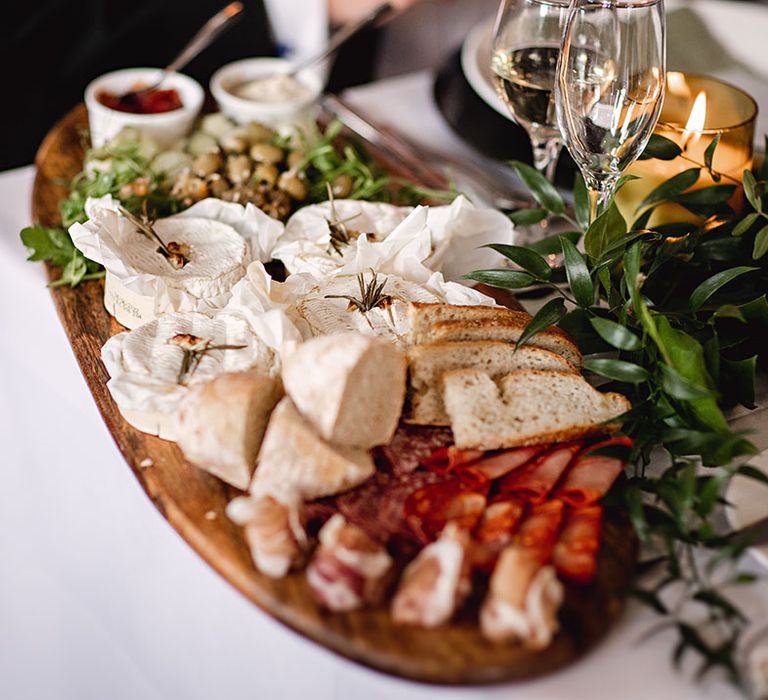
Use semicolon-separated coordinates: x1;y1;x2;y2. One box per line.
391;522;471;628
404;479;487;544
497;443;581;503
552;506;603;584
462;445;549;482
307;514;393;611
422;446;486;476
515;500;565;564
554;437;631;507
376;425;454;475
480;545;564;648
471;496;527;572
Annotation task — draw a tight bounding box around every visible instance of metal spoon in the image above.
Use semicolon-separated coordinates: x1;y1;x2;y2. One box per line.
286;2;392;79
117;1;244;108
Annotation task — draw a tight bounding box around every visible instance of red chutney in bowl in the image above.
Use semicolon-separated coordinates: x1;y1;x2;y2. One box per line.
96;87;183;114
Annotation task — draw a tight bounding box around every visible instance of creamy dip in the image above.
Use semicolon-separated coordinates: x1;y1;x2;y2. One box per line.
232;73;313;103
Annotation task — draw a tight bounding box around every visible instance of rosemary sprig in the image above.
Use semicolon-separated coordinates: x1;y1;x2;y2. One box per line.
325;182;364;256
119;202;189;269
169;334;246;384
325;268;392;314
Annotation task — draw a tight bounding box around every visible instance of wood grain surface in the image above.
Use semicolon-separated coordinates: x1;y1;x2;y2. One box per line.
30;104;637;684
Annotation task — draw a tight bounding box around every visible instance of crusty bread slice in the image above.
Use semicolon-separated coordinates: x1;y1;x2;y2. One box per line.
443;369;630;450
408;302;582;367
405;341;576;426
176;371;283;490
282;333;406;449
251;397;375;502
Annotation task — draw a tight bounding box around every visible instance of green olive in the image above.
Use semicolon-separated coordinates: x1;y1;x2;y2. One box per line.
226;154;252;184
330;174;353;198
278;171;308;200
192;152;222;177
207;173;229;198
286;150;305;170
252;163;279;187
249;143;284;165
245;121;277;143
220;132;250;154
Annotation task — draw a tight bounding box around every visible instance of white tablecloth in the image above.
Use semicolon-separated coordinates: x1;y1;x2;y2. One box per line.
1;72;765;700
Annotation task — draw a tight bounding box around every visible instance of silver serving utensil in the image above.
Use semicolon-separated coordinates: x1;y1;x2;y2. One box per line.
286;3;393;79
117;1;244;108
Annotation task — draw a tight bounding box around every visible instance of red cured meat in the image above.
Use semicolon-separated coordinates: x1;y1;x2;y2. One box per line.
497;443;581;503
515;500;565;564
377;425;454;475
404;480;487;545
422;446;486;475
552;506;603;583
460;445;550;483
554;437;632;507
471;496;527;572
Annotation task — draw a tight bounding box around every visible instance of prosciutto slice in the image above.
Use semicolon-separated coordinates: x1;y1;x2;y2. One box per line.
463;445;549;482
554;437;631;507
498;443;581;503
472;496;527;572
423;445;547;486
552;506;603;584
515;499;565;564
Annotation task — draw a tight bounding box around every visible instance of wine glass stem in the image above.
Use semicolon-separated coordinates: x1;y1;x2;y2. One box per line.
530;137;562;183
587;179;617;224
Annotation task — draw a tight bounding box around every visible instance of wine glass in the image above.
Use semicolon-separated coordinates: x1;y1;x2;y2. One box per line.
556;0;665;224
491;0;572;183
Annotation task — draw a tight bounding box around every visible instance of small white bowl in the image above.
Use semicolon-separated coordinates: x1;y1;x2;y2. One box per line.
210;57;323;132
85;68;204;148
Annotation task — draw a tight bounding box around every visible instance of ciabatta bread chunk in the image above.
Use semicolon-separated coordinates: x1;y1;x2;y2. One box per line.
443;369;630;450
406;341;576;425
408;302;582;367
176;372;283;490
282;333;406;449
251;397;375;503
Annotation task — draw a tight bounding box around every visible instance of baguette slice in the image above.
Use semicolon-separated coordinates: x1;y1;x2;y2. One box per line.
176;372;283;490
282;333;406;449
251;397;375;503
406;341;576;426
443;369;630;450
408;302;581;367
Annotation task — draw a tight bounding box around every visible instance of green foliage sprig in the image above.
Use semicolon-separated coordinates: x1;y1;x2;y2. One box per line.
469;138;768;686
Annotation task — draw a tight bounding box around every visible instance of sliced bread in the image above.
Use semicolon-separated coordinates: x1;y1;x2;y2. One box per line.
443;368;630;450
175;371;283;490
282;332;407;449
405;341;576;426
251;397;375;503
408;302;581;367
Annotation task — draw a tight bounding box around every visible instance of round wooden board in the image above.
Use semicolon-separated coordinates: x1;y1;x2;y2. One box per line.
30;104;638;685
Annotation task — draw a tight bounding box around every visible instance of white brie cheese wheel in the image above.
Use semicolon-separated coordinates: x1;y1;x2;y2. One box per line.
102;217;248;328
296;274;440;345
102;311;276;440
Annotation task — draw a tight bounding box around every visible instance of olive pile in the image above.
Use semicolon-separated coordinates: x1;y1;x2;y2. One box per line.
152;113;311;221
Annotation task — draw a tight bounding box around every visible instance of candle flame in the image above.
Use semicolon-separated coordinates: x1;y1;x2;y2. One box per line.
681;91;707;148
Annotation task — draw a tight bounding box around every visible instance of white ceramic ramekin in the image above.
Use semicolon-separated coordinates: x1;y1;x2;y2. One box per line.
84;68;204;148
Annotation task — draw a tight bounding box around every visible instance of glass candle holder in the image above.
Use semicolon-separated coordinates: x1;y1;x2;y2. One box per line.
615;72;757;228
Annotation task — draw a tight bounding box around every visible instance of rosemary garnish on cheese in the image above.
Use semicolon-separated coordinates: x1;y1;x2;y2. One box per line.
325;268;392;315
169;333;246;384
119;203;190;269
325;183;361;256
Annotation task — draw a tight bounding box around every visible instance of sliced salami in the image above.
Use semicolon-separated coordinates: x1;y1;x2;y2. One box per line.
515;500;565;564
405;479;487;544
497;443;581;503
552;506;603;584
471;496;527;572
554;437;631;507
376;425;454;475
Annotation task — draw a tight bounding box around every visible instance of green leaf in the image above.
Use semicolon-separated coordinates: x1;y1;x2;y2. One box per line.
753;224;768;259
740;295;768;325
20;225;76;267
689;266;759;310
731;212;759;237
583;358;650;384
616;174;640;192
483;244;552;280
638;134;683;161
660;364;713;400
711;304;746;322
693;589;745;622
631;207;655;231
629;587;668;614
743;169;762;212
639;168;700;209
507;160;565;214
462;269;536;289
516;297;567;349
736;464;768;488
625;484;649;542
584;200;627;259
720;356;757;408
703;133;721;181
573;173;590;230
589;317;642;351
508;208;548;226
559;236;593;306
528;230;581;256
672;184;736;206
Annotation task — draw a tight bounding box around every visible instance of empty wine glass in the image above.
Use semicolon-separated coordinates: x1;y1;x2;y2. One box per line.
491;0;571;183
555;0;666;223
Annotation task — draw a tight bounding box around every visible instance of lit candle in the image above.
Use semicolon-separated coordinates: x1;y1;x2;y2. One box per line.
615;72;757;228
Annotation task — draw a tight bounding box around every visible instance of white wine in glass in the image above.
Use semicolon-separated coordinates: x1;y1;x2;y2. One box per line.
556;0;666;223
491;0;571;183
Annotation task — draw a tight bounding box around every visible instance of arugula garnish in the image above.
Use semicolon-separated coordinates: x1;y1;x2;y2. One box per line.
20;225;104;287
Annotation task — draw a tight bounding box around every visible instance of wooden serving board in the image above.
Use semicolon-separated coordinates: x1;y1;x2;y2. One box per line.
31;104;637;685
